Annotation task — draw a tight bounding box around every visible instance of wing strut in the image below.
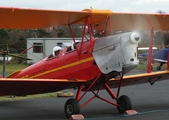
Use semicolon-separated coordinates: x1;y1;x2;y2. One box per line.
167;44;169;70
103;16;112;36
68;16;93;56
2;53;6;78
147;28;154;73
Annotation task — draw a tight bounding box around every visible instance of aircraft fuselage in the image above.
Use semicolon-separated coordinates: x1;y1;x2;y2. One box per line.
7;32;140;81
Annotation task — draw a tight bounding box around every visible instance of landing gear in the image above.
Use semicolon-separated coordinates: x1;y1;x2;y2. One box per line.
156;62;165;71
156;66;161;70
64;98;80;118
117;95;132;114
64;73;132;118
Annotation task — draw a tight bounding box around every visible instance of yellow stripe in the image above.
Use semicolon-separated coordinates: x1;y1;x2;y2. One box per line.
6;70;22;78
30;57;94;78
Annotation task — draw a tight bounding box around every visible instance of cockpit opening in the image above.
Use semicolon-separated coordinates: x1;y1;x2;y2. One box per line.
47;46;62;59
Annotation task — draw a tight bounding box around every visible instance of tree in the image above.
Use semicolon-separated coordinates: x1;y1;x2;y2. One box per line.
54;26;83;38
154;31;165;49
0;29;9;44
163;31;169;47
57;28;65;37
137;31;149;47
37;29;50;38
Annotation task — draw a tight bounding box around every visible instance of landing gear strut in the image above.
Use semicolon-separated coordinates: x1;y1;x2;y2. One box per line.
64;73;132;118
157;62;165;71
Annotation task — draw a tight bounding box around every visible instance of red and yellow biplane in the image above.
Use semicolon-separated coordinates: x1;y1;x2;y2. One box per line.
0;7;169;118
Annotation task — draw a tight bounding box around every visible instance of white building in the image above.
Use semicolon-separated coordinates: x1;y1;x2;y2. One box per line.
26;38;81;64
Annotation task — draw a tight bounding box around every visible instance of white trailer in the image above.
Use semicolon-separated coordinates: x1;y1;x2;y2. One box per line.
26;38;81;64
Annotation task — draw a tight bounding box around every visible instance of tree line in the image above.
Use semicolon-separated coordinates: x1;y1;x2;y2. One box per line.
0;26;83;53
0;27;169;54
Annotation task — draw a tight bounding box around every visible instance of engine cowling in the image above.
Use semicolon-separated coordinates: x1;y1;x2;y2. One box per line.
92;32;140;74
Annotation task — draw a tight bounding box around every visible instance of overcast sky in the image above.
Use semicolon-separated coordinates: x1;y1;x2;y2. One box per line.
0;0;168;13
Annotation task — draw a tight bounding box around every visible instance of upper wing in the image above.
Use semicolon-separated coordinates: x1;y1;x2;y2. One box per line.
0;78;87;95
0;7;112;29
0;7;169;30
110;12;169;31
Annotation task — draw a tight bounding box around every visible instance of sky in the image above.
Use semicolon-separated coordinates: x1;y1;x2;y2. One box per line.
0;0;169;13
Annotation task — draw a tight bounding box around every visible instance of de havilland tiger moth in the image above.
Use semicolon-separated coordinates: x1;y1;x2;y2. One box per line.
0;7;169;118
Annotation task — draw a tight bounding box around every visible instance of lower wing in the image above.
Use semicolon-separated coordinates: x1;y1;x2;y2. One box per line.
154;58;167;63
0;70;169;95
0;78;86;96
109;70;169;88
87;70;169;90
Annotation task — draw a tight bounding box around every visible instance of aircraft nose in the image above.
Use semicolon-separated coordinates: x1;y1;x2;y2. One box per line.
130;33;140;44
134;33;140;41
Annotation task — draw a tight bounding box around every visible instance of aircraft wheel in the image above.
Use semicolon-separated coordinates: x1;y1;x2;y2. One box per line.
157;66;161;70
117;95;132;114
64;98;80;118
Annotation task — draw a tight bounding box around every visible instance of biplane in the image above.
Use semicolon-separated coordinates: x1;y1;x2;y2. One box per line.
140;48;168;70
0;7;169;118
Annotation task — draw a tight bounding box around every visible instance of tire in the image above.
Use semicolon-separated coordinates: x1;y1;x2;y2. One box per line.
64;98;80;118
117;95;132;114
157;66;161;70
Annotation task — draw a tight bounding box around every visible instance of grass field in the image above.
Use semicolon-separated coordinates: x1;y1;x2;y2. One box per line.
0;92;58;102
136;62;167;71
0;63;29;75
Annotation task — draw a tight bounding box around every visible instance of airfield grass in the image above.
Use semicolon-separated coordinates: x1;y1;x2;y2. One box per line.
0;93;58;102
0;64;29;75
0;63;167;101
136;62;167;71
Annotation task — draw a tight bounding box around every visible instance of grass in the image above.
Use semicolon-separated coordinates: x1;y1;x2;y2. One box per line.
0;63;29;75
136;62;167;71
0;92;58;102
